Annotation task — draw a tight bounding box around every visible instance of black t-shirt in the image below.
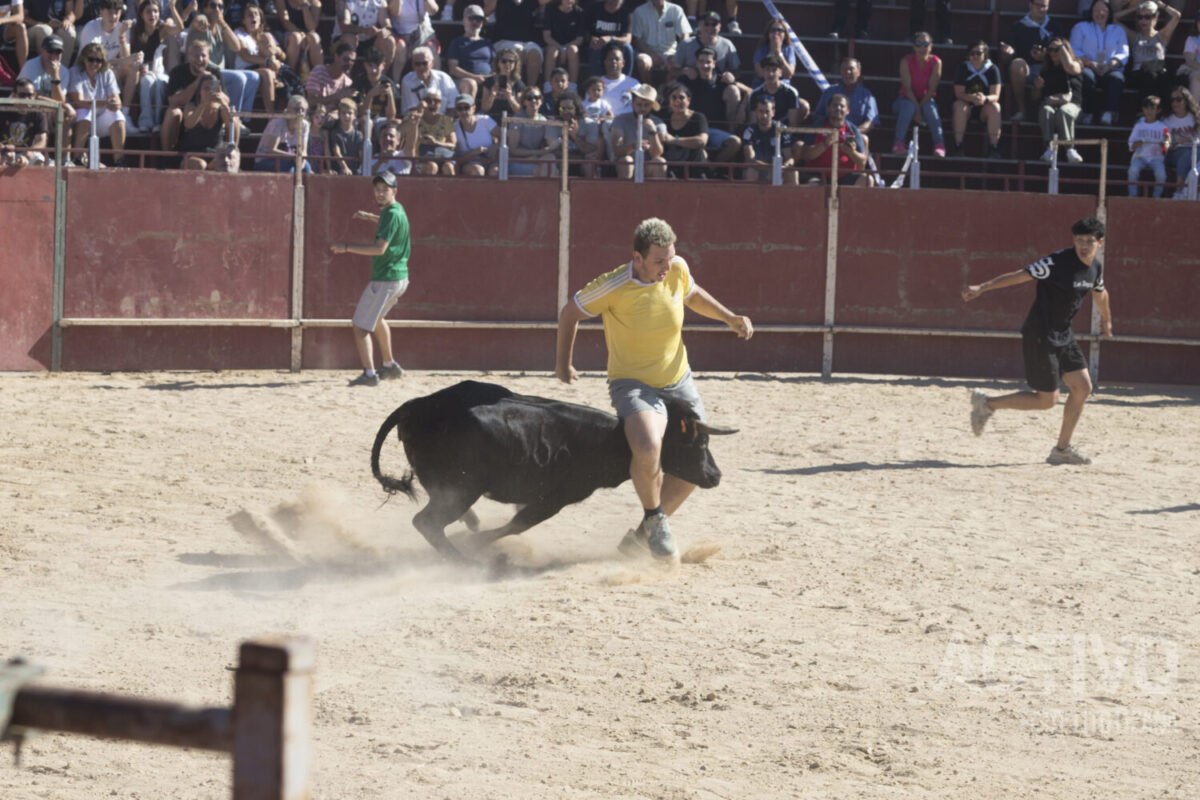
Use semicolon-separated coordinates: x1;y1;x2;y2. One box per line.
544;4;585;45
682;75;726;127
1021;246;1105;346
353;74;398;119
1039;62;1082;103
167;63;223;99
749;83;801;124
954;59;1002;95
741;122;790;160
663;110;706;161
0;111;48;147
491;0;541;43
585;1;632;40
1008;18;1060;62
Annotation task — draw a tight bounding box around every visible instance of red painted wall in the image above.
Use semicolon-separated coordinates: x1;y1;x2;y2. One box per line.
0;169;56;370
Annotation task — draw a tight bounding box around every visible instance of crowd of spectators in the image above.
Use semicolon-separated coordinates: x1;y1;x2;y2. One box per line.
0;0;1196;195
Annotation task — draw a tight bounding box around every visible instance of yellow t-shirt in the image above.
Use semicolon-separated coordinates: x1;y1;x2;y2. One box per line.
574;257;696;387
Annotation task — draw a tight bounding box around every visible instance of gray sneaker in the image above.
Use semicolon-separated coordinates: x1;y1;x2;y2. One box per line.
348;372;380;387
1046;445;1092;465
969;388;993;436
379;363;405;380
641;512;677;560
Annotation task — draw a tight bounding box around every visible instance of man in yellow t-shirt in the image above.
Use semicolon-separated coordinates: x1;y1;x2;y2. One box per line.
555;217;753;561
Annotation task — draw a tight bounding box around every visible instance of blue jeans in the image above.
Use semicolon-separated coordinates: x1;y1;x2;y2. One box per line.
1167;147;1195;177
1080;67;1124;117
892;95;944;147
254;155;314;173
137;73;168;130
1128;155;1166;197
220;69;261;114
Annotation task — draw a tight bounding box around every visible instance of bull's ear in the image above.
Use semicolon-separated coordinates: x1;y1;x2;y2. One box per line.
697;422;738;436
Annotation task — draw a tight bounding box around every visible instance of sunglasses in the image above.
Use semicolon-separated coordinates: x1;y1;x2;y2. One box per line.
412;60;429;66
423;96;440;103
913;40;931;46
1047;45;1062;52
468;14;484;21
85;56;103;63
525;94;541;101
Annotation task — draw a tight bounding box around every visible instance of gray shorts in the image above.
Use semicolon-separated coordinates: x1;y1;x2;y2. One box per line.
352;279;408;331
608;370;706;421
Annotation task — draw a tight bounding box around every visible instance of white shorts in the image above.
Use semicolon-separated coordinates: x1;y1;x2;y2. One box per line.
76;107;126;137
352;279;408;331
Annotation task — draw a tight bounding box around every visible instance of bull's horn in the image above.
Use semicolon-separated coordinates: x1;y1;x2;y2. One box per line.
697;422;738;436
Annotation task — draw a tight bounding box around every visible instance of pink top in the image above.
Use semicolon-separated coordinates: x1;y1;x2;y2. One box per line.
905;52;941;101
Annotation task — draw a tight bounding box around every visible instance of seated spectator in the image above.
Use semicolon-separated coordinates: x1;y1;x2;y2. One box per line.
333;0;395;78
414;85;457;175
1;0;28;68
797;93;870;186
584;0;633;79
599;42;638;115
254;92;311;171
24;0;77;64
542;0;584;85
1;79;49;166
998;0;1059;122
554;90;599;176
162;39;221;152
950;41;1003;157
353;47;398;139
399;45;457;113
1127;94;1168;195
305;102;330;171
452;92;497;176
813;57;877;150
1115;0;1180;107
486;0;543;87
128;0;175;133
1070;0;1128;124
1177;17;1200;102
210;138;240;171
179;71;238;168
660;81;706;177
751;20;796;89
372;113;418;175
681;0;741;34
1164;87;1198;194
748;54;807;127
540;67;574;115
830;0;870;40
17;34;76;131
233;2;286;112
741;94;796;183
389;0;440;80
505;85;561;176
581;75;614;121
480;47;525;122
610;82;666;178
672;11;737;79
630;0;691;84
909;0;951;45
78;0;141;121
681;46;740;165
276;0;323;76
68;41;127;166
893;31;945;156
306;41;356;112
1034;37;1084;161
188;0;260;116
446;4;493;100
327;96;365;174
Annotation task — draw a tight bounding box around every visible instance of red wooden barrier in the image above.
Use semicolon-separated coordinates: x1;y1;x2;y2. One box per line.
0;169;56;370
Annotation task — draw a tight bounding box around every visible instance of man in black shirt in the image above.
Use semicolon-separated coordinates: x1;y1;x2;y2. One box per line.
962;216;1113;465
585;0;633;78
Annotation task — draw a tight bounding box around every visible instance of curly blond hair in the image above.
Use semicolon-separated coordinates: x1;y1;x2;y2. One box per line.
633;218;677;257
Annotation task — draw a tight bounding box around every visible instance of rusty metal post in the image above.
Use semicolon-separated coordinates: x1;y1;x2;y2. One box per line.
232;637;315;800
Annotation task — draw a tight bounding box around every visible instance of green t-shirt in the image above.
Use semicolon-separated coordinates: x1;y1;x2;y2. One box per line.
371;202;410;282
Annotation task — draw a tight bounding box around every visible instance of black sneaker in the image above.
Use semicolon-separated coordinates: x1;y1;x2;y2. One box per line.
986;144;1004;159
949;143;964;158
379;363;405;380
348;372;380;387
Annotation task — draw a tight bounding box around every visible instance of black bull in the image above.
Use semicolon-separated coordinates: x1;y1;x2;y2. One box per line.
370;380;736;560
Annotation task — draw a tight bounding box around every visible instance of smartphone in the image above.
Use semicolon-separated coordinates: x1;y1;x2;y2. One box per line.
498;75;509;91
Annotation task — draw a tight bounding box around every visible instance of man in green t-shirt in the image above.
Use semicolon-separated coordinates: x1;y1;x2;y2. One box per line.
330;171;411;387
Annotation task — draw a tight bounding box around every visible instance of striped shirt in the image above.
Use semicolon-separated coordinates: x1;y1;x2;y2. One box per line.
305;65;352;101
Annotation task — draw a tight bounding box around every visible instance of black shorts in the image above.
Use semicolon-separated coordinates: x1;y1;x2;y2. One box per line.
1023;334;1087;392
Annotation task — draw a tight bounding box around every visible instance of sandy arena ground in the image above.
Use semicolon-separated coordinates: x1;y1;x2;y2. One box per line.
1;369;1197;799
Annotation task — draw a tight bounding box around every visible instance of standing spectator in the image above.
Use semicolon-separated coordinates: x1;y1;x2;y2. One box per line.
161;38;220;152
660;81;706;177
17;34;75;132
1070;0;1128;124
1035;37;1084;161
584;0;632;79
598;40;638;115
741;94;796;183
1176;17;1200;102
750;19;796;89
129;0;174;133
1;0;28;68
831;0;870;40
909;0;951;45
233;1;284;111
387;0;439;80
452;92;497;176
1164;87;1198;195
446;4;493;100
68;41;127;166
542;0;583;85
681;46;739;164
333;0;395;77
178;71;237;168
255;92;310;170
630;0;690;84
999;0;1059;122
189;0;259;116
327;96;365;173
950;41;1003;157
78;0;140;122
748;53;807;127
1;79;48;165
399;44;457;113
485;0;543;87
813;57;877;146
23;0;77;65
1126;94;1168;196
276;0;323;76
1115;0;1180;106
554;90;599;175
893;31;945;156
798;93;870;185
506;85;561;176
610;82;666;178
306;40;356;112
414;85;457;174
479;47;525;121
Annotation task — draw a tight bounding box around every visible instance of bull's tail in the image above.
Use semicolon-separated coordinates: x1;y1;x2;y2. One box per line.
370;406;418;500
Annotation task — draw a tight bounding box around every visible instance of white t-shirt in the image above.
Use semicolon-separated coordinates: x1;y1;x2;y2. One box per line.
454;114;496;154
334;0;387;39
69;65;120;102
1183;35;1200;71
79;19;129;62
601;74;638;116
233;29;279;70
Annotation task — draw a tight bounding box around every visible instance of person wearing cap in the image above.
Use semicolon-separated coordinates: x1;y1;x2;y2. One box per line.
451;91;497;176
23;0;77;65
611;82;666;178
446;4;494;101
327;95;365;174
630;0;691;84
17;33;76;130
0;0;28;69
398;43;457;113
330;170;411;388
414;84;457;174
671;10;738;79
